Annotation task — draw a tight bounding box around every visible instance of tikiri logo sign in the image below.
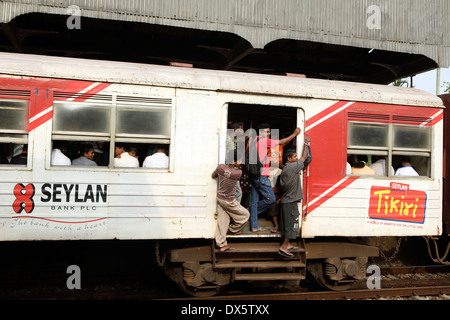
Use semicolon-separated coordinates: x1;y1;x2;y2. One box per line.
369;182;426;224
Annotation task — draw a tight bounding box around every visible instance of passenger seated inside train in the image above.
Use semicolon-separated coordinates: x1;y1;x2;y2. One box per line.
348;155;375;175
0;143;18;164
351;161;375;175
369;156;394;176
10;144;28;165
346;162;352;175
394;157;419;176
142;145;169;168
114;143;139;167
51;141;71;166
92;142;107;166
128;146;138;159
347;154;428;177
71;143;97;166
51;140;109;166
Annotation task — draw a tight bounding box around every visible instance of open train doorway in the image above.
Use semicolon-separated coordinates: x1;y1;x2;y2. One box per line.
225;102;304;234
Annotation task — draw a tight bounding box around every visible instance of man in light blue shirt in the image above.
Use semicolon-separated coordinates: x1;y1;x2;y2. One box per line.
72;143;97;166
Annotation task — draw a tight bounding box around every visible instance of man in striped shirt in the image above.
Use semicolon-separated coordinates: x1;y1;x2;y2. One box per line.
212;149;249;252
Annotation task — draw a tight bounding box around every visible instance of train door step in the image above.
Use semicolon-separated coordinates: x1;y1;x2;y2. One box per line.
215;242;306;253
234;272;305;281
215;260;305;268
212;241;307;281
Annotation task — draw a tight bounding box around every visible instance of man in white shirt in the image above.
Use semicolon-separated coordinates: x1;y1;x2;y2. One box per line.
51;141;71;166
51;148;71;166
143;146;169;168
114;143;139;167
395;158;419;176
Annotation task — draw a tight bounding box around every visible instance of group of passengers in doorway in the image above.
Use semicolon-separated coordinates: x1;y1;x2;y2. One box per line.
212;122;311;258
212;123;420;256
51;141;169;168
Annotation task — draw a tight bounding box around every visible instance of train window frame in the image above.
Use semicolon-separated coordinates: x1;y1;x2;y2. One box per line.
48;92;174;171
347;120;432;178
0;96;33;169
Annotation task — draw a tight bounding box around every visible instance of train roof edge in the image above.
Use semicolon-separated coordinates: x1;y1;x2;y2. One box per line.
0;51;443;108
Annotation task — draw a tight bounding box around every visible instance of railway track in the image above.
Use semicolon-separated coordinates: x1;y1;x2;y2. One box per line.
183;283;450;301
2;265;450;300
169;265;450;301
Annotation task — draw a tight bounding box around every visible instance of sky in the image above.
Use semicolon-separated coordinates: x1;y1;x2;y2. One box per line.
406;67;450;95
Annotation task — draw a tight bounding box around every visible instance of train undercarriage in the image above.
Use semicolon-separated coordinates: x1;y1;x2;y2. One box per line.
155;234;450;297
156;237;380;297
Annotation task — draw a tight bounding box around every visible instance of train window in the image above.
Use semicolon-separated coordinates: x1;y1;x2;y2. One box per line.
348;123;388;148
0;100;28;130
392;125;431;177
112;97;172;169
53;101;111;135
0;99;29;166
347;121;431;177
52;101;111;167
116;105;171;137
393;125;431;150
51;95;172;169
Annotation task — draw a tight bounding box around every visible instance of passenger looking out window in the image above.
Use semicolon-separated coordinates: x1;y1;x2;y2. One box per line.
72;143;97;166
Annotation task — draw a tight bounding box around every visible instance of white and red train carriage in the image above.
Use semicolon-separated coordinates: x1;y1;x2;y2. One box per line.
0;52;446;295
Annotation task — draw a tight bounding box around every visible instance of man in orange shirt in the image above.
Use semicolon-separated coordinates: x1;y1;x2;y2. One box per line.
249;124;300;232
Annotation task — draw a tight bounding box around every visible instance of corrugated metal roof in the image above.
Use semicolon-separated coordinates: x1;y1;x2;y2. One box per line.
1;0;449;67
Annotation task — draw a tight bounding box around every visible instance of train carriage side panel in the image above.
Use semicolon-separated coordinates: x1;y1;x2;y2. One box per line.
0;53;445;241
302;99;444;238
0;77;223;240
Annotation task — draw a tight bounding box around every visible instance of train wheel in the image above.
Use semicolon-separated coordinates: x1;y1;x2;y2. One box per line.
174;266;224;298
308;261;355;291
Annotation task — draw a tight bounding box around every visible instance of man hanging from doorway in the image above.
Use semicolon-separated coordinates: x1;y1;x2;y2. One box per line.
278;135;311;257
212;148;250;252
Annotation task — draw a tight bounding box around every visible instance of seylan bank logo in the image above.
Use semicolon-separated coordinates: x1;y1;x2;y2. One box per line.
13;183;36;214
12;183;108;214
